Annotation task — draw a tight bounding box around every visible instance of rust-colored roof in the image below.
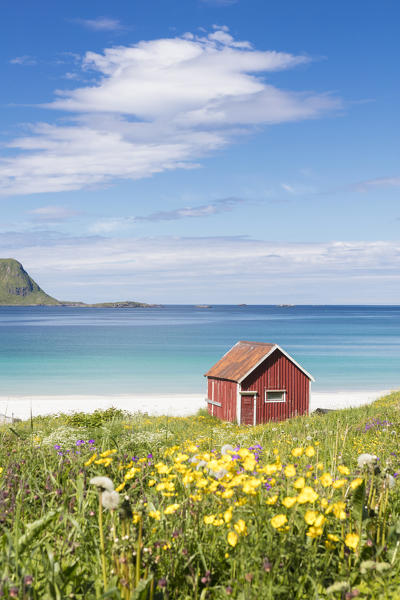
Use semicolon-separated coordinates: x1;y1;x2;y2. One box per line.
205;341;275;382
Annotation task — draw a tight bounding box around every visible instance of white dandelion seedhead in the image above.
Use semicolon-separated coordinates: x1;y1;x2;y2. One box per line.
90;476;115;492
386;474;396;489
195;460;207;471
357;453;378;468
101;490;120;510
221;444;234;456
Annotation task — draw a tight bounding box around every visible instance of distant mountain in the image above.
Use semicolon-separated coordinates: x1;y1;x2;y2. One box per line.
0;258;157;307
0;259;60;305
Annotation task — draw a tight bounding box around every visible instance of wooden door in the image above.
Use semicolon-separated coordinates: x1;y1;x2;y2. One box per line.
241;394;255;425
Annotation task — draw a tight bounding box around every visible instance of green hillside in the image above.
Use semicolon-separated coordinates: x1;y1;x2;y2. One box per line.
0;258;60;305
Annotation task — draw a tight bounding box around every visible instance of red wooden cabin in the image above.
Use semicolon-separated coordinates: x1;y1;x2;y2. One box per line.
205;341;314;425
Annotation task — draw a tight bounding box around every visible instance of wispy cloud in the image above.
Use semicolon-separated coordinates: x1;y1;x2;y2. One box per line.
355;176;400;192
0;27;341;197
3;234;400;302
28;205;80;222
76;17;123;31
9;55;37;66
89;197;245;233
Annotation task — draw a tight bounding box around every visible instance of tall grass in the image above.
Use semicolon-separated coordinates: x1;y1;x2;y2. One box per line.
1;395;400;598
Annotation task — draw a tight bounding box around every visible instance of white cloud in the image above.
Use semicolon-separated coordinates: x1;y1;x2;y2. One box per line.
0;28;341;197
89;197;244;233
3;233;400;303
28;205;80;222
9;55;37;66
77;17;123;31
355;176;400;191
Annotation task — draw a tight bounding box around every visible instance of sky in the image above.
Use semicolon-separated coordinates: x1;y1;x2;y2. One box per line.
0;0;399;303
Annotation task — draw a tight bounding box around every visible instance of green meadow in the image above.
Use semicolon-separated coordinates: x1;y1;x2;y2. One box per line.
1;394;400;599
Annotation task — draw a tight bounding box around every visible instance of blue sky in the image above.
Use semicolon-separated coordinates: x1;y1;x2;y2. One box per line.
1;0;399;303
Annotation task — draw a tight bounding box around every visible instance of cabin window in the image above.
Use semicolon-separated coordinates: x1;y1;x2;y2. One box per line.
265;390;286;403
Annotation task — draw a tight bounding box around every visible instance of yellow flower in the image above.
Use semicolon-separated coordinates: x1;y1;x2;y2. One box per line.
284;464;296;478
332;502;347;520
266;495;278;505
291;447;303;457
227;531;238;547
345;532;360;550
124;467;139;480
149;510;161;520
243;457;257;471
332;479;346;489
174;453;189;462
304;510;318;525
84;452;97;466
306;526;323;538
263;464;278;475
270;514;288;529
95;458;113;467
234;519;247;535
164;503;180;515
282;496;297;508
293;477;305;489
320;473;333;487
320;498;328;509
221;489;234;499
132;513;141;524
338;465;350;475
305;446;315;457
316;462;324;470
204;515;215;525
100;449;117;458
297;486;319;504
224;509;233;523
350;478;363;490
115;482;126;492
148;479;156;487
328;534;339;542
314;514;326;528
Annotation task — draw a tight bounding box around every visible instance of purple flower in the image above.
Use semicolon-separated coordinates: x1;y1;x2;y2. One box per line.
76;440;85;446
147;453;153;459
54;445;61;450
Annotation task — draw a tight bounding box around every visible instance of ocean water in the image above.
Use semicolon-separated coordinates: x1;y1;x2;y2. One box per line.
0;305;399;396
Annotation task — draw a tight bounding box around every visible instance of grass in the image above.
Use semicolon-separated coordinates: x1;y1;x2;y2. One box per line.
1;395;400;598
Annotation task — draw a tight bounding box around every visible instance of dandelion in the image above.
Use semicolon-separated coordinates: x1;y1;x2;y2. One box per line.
305;446;315;457
90;476;115;492
293;477;305;489
270;514;288;529
101;490;120;510
234;519;247;535
320;473;333;487
284;464;296;477
345;532;360;550
297;486;319;504
282;496;297;508
357;453;378;468
227;531;238;547
149;510;161;520
332;479;346;489
338;465;350;475
350;477;363;490
221;444;234;455
291;447;303;457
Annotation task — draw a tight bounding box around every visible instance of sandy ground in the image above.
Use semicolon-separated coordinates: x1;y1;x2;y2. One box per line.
0;389;391;421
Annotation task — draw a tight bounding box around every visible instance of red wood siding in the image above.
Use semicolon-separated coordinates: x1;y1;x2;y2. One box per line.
207;378;237;422
241;350;309;423
241;395;254;425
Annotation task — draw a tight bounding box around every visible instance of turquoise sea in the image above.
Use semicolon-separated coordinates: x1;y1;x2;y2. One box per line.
0;305;399;396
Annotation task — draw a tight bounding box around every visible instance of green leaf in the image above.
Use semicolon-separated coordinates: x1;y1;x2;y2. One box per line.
130;574;154;600
17;510;59;554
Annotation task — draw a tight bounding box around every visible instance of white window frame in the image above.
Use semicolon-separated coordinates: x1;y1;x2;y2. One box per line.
265;389;286;403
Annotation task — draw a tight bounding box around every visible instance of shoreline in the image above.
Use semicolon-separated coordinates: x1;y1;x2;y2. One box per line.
0;389;390;421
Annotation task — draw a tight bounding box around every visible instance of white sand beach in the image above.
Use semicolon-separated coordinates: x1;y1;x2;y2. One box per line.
0;389;391;421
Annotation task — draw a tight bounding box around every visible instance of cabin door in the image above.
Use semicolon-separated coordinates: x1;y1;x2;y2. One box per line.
241;393;257;426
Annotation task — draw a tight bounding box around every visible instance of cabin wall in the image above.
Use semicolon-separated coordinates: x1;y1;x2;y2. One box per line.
207;377;237;422
241;350;309;423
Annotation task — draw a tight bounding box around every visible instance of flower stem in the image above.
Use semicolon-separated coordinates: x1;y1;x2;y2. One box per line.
98;493;108;590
